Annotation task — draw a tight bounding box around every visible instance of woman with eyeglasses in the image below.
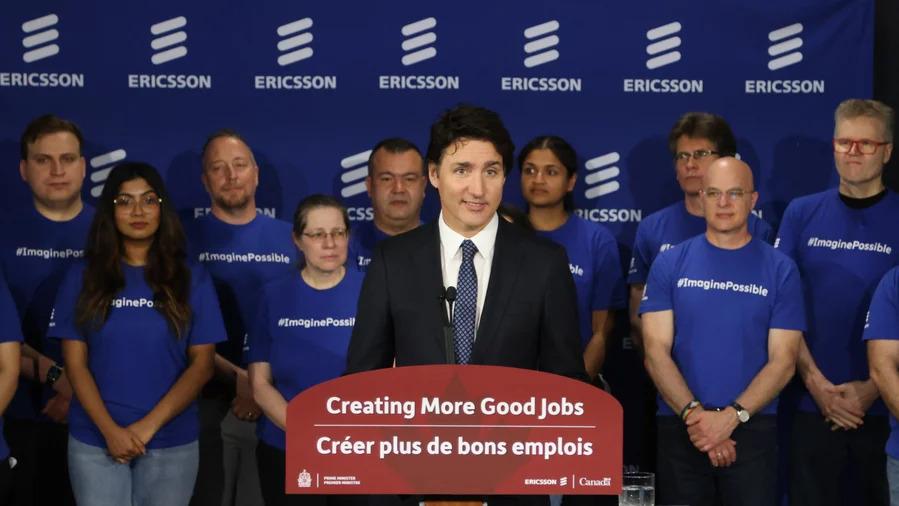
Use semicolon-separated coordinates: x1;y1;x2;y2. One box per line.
519;136;625;385
247;194;362;506
48;162;225;505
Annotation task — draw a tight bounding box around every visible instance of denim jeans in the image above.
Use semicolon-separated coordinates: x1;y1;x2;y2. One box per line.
888;455;899;506
68;435;199;506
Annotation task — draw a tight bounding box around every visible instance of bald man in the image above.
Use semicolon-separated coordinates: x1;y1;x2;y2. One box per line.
639;158;805;506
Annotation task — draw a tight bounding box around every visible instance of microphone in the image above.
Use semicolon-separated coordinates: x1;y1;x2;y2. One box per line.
441;287;457;364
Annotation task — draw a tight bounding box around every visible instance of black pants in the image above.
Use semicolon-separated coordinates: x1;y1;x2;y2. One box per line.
191;396;229;506
790;411;889;506
657;414;777;506
3;418;75;506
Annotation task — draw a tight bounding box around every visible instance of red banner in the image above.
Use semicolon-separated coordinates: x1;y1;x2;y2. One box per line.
286;365;622;495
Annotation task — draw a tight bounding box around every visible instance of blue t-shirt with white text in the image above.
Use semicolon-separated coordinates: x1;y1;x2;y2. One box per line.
628;201;773;284
0;205;94;420
536;215;625;347
347;220;391;272
0;273;24;460
48;261;226;449
640;235;805;415
776;189;899;415
185;213;297;366
246;269;363;449
862;267;899;458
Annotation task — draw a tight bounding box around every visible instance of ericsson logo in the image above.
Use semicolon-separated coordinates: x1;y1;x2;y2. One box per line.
127;16;211;90
22;14;59;63
575;151;642;223
500;20;582;93
339;150;375;222
645;22;681;69
379;17;459;90
253;17;338;91
89;149;128;198
745;22;824;94
1;14;85;88
623;21;701;94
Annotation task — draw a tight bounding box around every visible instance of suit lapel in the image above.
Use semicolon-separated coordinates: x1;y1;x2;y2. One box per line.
410;222;448;359
474;220;523;359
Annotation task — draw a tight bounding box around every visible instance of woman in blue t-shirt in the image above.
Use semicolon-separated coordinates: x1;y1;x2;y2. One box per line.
247;194;363;506
519;136;625;385
50;162;225;506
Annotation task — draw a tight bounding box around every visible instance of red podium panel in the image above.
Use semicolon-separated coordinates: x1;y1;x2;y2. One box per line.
286;365;622;495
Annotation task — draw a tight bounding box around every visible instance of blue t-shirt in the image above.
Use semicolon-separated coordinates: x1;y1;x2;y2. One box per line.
536;215;625;347
0;273;24;460
48;261;226;449
347;220;391;272
0;205;94;420
862;267;899;458
776;189;899;415
246;268;363;449
185;213;297;366
628;201;774;284
640;235;806;416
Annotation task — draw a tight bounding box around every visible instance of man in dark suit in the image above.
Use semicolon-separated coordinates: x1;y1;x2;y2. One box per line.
346;104;585;380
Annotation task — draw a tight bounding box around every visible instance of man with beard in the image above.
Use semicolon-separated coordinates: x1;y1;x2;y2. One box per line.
185;130;297;506
349;138;427;270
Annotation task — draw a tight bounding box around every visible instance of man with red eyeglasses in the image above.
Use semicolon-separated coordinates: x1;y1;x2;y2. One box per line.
776;98;898;506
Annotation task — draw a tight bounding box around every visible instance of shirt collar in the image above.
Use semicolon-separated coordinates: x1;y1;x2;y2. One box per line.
437;211;499;259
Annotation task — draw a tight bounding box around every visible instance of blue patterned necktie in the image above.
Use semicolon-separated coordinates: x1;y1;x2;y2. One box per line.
453;239;478;364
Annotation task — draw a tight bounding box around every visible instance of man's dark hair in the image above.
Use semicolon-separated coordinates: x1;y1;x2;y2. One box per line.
20;114;84;160
426;104;514;173
667;112;737;157
367;138;424;176
201;128;256;167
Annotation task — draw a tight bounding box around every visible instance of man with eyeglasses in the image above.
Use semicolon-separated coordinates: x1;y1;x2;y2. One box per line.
184;130;297;506
349;137;427;271
628;112;773;352
641;157;804;506
776;98;899;506
0;115;94;505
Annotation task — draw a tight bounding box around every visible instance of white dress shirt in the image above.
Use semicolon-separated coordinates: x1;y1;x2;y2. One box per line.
437;212;498;335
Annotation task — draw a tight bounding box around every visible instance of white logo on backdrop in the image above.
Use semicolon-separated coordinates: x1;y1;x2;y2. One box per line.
339;150;372;198
584;152;620;199
277;18;314;66
523;20;559;68
151;16;188;65
768;23;803;70
646;21;681;70
22;14;60;63
401;17;437;66
89;149;127;198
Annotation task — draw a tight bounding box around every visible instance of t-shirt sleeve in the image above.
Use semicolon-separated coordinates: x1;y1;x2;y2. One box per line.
591;231;625;311
627;221;653;285
187;266;227;346
863;268;899;341
770;257;807;331
46;264;86;341
774;202;800;261
639;250;674;314
245;290;272;364
0;272;22;344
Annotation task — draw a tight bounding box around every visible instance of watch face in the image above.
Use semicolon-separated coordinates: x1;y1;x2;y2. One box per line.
737;410;750;423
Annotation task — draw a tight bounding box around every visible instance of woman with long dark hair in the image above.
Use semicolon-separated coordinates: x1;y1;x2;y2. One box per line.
519;136;625;383
247;194;363;506
49;162;225;505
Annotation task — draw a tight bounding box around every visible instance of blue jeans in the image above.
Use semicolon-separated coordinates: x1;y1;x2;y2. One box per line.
68;436;198;506
888;455;899;506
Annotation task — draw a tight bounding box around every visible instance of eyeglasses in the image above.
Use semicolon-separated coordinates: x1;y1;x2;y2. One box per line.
113;193;163;210
674;150;719;163
302;229;348;242
702;188;751;201
833;138;891;155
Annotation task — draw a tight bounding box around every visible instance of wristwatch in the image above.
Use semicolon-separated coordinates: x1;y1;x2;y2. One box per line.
730;402;750;423
45;364;63;388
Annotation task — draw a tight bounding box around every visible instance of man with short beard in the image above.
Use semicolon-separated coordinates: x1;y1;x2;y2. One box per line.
0;114;94;505
349;138;426;270
185;130;297;506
